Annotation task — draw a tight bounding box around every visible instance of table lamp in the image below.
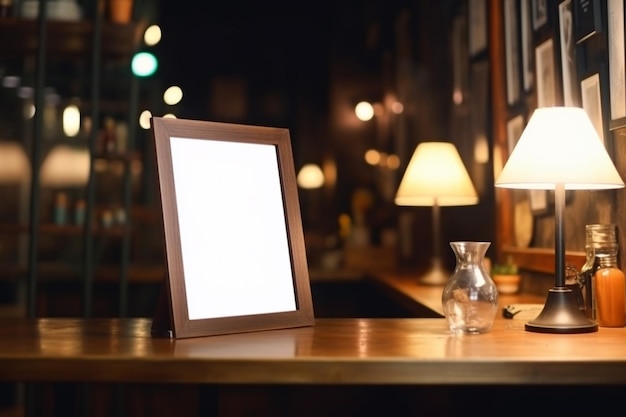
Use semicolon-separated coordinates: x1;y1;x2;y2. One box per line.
495;106;624;334
395;142;479;285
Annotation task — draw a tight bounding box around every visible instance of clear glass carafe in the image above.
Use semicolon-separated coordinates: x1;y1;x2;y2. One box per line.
442;241;499;334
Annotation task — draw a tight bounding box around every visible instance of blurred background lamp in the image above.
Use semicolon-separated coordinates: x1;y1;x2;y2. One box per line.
355;101;375;121
395;141;479;285
297;163;325;189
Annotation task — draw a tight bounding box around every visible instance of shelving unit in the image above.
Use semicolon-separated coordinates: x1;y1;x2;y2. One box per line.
0;13;163;319
0;18;141;57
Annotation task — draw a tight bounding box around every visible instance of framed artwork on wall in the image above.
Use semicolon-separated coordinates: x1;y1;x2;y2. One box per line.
581;72;606;146
468;0;488;57
506;114;549;215
608;0;626;130
574;0;602;43
559;0;580;106
452;14;469;105
535;38;557;107
521;0;535;92
532;0;548;31
470;60;490;172
529;189;549;214
506;114;525;154
505;0;521;105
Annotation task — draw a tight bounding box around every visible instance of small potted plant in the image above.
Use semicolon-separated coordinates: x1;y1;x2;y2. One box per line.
491;257;521;294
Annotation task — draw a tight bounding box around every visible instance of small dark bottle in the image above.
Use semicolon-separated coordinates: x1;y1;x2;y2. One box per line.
580;244;598;318
580;224;621;320
0;0;13;18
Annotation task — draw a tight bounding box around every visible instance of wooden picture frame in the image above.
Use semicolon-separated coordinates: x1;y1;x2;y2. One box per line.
559;0;580;106
150;117;315;339
521;0;535;92
504;0;521;105
532;0;548;31
506;114;525;155
468;0;488;57
580;72;606;145
608;0;626;130
574;0;601;43
507;115;549;215
470;61;490;160
452;14;469;104
535;38;557;107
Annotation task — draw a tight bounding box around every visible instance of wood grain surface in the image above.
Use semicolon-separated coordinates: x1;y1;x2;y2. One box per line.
1;317;625;385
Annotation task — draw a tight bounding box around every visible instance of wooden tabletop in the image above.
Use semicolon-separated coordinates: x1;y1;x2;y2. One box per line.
2;317;626;385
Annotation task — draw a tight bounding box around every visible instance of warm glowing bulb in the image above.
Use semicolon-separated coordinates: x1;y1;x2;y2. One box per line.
24;103;35;119
163;86;183;105
63;104;80;137
139;110;152;129
453;89;463;105
390;101;404;114
474;135;489;164
355;101;374;121
297;164;325;189
144;25;161;46
387;154;400;169
364;149;381;165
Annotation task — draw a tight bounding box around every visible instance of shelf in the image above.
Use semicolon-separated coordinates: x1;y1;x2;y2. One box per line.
0;18;144;60
500;245;586;274
0;262;165;283
0;14;156;318
0;223;126;237
94;150;143;162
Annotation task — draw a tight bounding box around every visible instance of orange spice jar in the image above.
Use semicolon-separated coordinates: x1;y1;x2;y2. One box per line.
593;250;626;327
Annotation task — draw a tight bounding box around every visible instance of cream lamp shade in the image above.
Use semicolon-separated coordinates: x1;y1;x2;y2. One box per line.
395;141;478;206
40;145;90;187
496;106;624;190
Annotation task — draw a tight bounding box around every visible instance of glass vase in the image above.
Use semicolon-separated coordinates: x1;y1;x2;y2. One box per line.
442;241;498;334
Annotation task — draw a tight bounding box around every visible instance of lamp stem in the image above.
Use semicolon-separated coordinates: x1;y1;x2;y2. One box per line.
555;183;565;287
419;200;448;285
432;200;441;264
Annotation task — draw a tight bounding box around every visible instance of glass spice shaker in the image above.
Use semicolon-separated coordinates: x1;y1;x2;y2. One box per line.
580;224;614;319
591;224;625;327
565;264;585;311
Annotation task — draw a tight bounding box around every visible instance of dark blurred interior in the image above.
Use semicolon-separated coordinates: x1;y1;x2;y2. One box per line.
4;0;626;415
0;0;496;321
